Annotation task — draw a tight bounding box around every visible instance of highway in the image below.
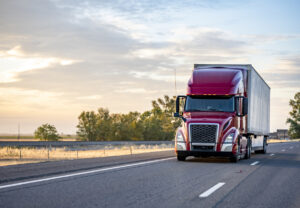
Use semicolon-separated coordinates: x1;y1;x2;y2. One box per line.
0;142;299;208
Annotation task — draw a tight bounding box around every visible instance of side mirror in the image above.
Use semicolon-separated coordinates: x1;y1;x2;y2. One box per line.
174;95;187;122
235;96;248;117
243;97;248;115
174;112;180;117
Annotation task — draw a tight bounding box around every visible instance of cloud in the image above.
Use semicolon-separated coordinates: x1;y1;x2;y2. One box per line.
262;55;300;88
245;34;300;43
76;95;102;100
115;88;154;94
0;45;79;83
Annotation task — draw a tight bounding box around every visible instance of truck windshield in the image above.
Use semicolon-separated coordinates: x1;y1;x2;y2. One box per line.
185;96;235;112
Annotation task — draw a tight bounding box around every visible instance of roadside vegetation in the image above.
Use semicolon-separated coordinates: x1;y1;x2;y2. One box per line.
34;124;61;141
76;95;181;141
286;92;300;139
0;144;173;166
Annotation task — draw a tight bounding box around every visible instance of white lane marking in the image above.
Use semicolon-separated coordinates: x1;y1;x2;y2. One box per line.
282;149;285;152
250;161;259;166
0;157;175;190
289;146;293;149
199;182;225;198
270;154;275;156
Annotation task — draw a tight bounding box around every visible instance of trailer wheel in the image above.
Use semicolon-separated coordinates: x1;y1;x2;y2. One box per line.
261;138;267;154
245;138;251;159
177;155;186;161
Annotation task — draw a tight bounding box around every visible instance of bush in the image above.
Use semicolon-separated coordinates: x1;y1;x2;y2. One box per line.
34;124;61;141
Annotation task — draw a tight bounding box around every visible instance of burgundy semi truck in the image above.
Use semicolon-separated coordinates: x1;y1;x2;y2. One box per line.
174;64;270;162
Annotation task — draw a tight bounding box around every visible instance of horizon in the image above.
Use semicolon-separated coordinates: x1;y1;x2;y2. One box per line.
0;0;300;134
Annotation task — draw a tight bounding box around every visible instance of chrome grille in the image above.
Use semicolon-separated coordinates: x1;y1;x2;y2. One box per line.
190;124;218;144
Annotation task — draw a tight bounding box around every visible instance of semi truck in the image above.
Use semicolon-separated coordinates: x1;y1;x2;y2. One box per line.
174;64;270;162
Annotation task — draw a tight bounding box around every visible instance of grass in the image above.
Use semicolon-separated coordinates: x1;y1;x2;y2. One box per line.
268;139;300;143
0;144;173;166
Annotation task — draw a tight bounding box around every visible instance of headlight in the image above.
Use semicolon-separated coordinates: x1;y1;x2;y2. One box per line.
176;131;186;150
176;132;185;142
224;133;234;144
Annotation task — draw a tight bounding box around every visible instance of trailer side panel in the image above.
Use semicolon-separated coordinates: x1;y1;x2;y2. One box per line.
247;68;270;135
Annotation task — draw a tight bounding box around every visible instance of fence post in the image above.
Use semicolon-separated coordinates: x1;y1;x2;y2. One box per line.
47;146;50;160
19;148;22;159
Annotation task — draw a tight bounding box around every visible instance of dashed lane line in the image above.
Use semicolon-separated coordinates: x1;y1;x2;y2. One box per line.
250;161;260;166
199;182;226;198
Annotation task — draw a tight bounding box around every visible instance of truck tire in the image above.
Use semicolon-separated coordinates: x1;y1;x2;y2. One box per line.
245;138;251;159
230;155;238;163
230;144;240;163
177;155;186;161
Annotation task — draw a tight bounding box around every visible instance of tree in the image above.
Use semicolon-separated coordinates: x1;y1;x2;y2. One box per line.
34;124;61;141
76;111;98;141
110;112;142;141
141;95;181;140
97;108;112;141
286;92;300;139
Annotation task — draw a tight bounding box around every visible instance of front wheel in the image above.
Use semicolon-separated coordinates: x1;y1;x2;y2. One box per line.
230;155;238;163
177;155;186;161
230;144;240;163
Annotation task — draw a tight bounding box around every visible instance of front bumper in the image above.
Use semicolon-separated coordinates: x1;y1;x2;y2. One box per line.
176;150;234;157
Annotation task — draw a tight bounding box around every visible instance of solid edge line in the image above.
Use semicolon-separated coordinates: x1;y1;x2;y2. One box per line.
199;182;225;198
0;157;175;190
250;161;259;166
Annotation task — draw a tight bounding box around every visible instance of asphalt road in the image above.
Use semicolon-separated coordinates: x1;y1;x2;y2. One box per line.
0;142;299;208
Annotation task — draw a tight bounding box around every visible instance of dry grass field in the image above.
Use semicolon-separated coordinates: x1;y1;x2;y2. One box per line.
0;144;173;166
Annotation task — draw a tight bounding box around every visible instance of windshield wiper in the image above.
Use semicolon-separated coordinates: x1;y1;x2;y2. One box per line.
207;108;219;111
186;109;204;112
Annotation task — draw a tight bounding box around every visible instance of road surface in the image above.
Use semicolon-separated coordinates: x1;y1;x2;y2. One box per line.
0;142;299;208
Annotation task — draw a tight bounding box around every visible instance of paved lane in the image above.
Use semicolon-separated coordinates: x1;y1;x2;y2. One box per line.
0;142;299;208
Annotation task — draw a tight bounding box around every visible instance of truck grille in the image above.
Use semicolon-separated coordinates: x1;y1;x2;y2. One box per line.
190;124;218;144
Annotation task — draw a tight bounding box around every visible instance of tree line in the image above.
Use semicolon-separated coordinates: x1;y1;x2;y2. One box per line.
76;95;181;141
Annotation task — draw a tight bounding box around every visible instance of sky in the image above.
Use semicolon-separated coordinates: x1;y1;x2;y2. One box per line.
0;0;299;134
